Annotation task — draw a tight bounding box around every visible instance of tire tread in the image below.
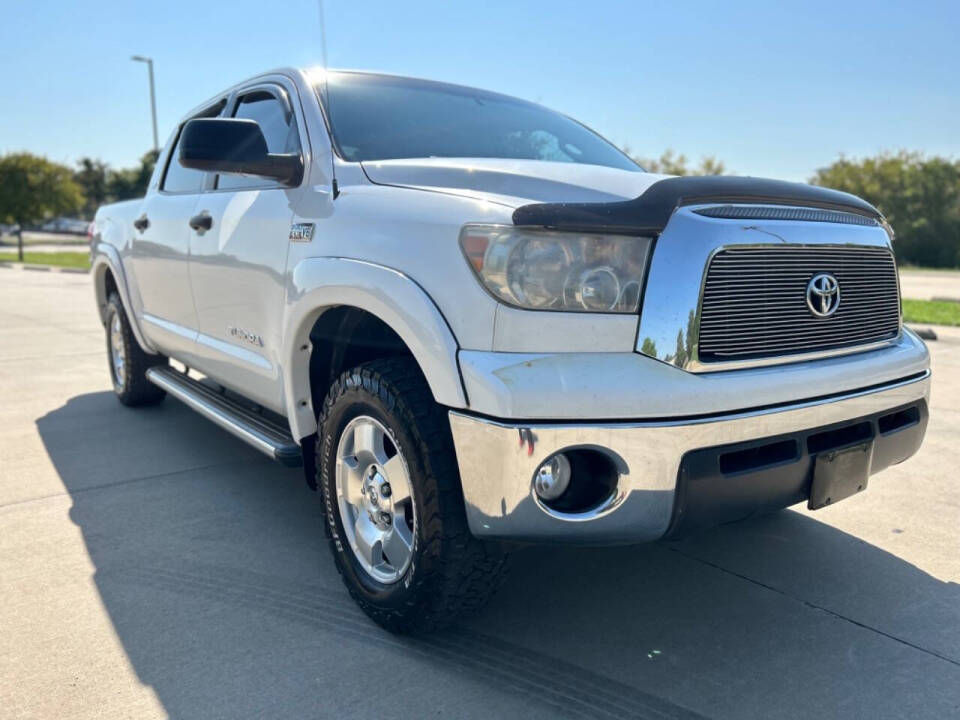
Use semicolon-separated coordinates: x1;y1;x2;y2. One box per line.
317;357;508;633
106;292;166;406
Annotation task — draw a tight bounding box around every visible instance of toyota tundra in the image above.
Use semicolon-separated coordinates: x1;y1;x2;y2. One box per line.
90;68;930;632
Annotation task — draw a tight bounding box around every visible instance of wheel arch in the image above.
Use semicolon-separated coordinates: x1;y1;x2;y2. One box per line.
91;245;157;354
282;257;467;443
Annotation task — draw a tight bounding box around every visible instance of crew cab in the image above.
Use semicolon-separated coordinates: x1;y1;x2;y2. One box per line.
90;68;930;632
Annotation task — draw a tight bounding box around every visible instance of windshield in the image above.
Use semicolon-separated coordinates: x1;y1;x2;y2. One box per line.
317;72;640;171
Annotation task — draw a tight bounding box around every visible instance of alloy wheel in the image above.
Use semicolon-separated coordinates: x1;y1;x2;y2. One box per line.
335;415;415;584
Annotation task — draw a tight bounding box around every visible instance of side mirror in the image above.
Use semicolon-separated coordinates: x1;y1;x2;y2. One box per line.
178;118;303;186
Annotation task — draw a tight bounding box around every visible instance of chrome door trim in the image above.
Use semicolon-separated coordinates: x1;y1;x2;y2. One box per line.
142;312;198;342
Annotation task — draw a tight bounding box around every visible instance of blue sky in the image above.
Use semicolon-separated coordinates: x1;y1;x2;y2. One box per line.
2;0;957;181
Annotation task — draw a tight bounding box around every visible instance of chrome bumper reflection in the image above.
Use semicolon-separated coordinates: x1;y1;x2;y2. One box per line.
449;372;930;544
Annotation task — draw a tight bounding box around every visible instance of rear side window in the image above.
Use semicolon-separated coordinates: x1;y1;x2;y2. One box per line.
217;90;301;190
161;100;226;193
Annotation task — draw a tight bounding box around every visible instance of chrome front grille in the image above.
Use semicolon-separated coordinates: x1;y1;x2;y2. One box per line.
698;246;900;362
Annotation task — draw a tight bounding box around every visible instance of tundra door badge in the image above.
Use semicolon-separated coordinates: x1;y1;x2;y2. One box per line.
228;326;264;347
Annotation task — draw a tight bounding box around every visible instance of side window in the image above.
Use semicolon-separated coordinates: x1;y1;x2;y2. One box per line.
218;90;301;190
161;100;225;193
161;128;206;193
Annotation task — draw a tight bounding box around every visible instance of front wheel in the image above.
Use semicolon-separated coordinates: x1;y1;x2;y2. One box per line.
317;357;508;633
105;293;166;406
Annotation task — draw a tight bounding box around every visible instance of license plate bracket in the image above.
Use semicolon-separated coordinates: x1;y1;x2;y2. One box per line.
808;441;872;510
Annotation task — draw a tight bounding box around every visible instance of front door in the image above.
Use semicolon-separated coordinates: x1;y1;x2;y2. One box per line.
187;83;303;412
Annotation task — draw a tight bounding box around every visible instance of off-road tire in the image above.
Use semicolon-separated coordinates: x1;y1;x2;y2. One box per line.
317;357;509;633
105;292;166;406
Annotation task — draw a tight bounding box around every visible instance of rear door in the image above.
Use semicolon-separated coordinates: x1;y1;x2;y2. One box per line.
186;81;305;412
133;99;225;357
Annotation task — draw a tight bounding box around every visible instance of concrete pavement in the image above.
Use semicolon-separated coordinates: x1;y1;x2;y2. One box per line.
1;267;958;719
899;269;960;302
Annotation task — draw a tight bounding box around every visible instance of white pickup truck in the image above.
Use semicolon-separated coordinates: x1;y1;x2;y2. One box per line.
91;68;930;632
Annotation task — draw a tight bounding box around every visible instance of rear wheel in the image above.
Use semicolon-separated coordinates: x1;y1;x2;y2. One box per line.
317;357;508;633
105;293;166;406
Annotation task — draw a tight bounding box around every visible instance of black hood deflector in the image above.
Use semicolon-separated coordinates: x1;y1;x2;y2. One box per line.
511;175;882;234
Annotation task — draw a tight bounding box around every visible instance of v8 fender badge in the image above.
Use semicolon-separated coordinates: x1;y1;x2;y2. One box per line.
289;222;315;242
228;326;264;347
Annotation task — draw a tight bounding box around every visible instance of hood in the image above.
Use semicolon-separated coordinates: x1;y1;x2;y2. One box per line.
511;174;885;234
360;157;669;208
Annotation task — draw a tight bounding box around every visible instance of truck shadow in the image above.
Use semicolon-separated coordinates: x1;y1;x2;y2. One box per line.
37;392;960;720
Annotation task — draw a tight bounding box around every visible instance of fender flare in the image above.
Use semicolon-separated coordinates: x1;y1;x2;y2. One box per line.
282;257;467;441
91;243;157;355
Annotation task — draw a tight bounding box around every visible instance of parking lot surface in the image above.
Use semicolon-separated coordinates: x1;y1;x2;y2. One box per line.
1;267;958;719
0;231;88;255
899;268;960;302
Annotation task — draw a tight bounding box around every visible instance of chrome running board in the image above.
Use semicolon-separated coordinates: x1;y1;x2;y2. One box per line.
146;366;302;467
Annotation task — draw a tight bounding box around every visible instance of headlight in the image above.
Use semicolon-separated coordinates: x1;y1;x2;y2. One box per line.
459;224;652;313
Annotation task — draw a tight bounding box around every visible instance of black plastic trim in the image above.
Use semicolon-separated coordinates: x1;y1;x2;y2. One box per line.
693;205;878;226
512;176;883;235
664;399;928;539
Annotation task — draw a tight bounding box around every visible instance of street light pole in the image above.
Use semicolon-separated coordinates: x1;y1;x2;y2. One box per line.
131;55;159;153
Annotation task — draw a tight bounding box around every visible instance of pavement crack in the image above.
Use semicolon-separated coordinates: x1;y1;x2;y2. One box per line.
664;545;960;669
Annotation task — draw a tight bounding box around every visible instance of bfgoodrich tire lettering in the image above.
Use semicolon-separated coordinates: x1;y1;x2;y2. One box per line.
317;357;508;633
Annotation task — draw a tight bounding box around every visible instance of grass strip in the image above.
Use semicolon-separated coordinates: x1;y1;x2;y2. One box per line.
0;251;90;269
903;298;960;327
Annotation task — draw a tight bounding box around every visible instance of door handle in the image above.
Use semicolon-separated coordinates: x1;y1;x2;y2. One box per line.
189;212;213;234
133;214;149;232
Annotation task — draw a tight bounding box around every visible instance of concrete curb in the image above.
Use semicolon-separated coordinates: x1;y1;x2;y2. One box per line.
907;325;939;341
0;262;89;274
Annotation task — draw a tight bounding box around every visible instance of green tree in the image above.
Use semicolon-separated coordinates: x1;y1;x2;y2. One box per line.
74;157;110;217
695;156;727;176
107;150;159;201
673;329;688;368
625;148;729;176
812;152;960;268
0;153;84;260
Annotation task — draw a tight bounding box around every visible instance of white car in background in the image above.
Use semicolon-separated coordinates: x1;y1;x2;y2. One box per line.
41;217;89;234
89;68;930;632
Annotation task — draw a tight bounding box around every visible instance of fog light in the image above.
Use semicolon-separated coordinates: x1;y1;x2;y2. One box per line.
534;453;571;501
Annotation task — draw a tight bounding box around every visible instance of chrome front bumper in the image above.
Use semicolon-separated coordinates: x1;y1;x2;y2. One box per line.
448;371;931;544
